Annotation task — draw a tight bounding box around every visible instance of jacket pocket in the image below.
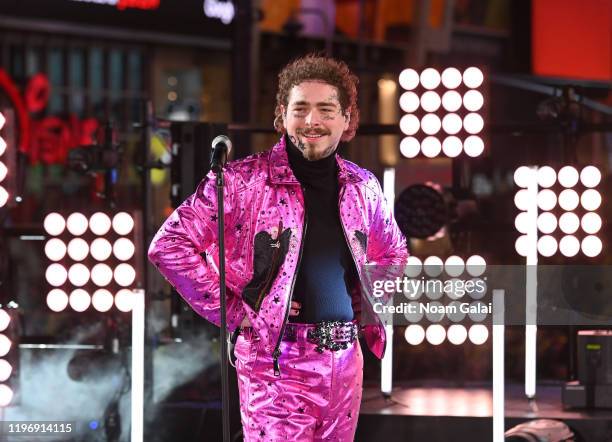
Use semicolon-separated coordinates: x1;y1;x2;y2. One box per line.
241;221;291;312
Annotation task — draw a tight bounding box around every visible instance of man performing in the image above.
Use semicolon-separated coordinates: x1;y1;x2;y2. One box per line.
148;54;407;441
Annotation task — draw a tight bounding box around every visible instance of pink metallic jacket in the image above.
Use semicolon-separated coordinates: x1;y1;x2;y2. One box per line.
148;136;407;365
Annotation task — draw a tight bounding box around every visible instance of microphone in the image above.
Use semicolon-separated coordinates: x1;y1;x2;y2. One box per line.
210;135;232;172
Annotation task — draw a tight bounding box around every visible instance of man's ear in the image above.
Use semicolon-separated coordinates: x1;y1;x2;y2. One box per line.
280;105;287;127
344;112;351;131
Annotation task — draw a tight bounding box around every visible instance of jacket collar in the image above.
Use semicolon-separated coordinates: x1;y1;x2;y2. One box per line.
268;135;362;185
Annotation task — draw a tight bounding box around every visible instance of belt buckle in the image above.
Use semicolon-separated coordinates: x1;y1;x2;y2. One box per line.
308;321;357;353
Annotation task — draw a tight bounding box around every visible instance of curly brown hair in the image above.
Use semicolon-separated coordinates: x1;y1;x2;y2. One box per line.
274;54;360;142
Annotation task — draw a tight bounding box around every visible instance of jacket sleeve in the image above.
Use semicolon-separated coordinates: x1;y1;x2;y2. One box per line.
147;169;246;331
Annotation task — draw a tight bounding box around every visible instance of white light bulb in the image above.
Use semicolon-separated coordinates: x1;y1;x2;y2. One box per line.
559;236;580;257
405;256;423;278
399;91;420;112
0;359;12;382
580;166;601;188
46;263;68;287
114;263;136;287
515;235;530;257
47;289;69;312
463;67;484;88
447;324;468;345
399;69;419;90
420;68;441;90
45;238;67;261
0;186;7;208
68;263;90;287
424;256;444;277
558;166;579;188
442;91;462;112
442;113;462;134
0;309;9;332
581;189;601;211
558;189;579;211
420;91;441;112
441;67;462;89
468;324;489;345
444;255;465;277
463;113;484;134
400;114;420;136
44;213;66;236
425;324;446;345
537;189;557;211
559;212;580;234
67;238;89;262
463;90;484;111
0;162;7;182
581;236;602;257
466;255;486;277
442;136;462;158
421;114;441;135
112;212;135;236
514;189;531;211
537;212;557;234
91;263;113;287
514;166;533;188
515;212;530;234
404;325;425;345
464;136;484;157
537;166;557;188
115;289;135;312
90;238;112;261
0;334;11;357
421;137;442;158
69;289;91;312
537;235;558;257
400;137;420;158
0;384;14;407
113;238;135;261
581;212;602;234
92;289;114;312
89;212;112;236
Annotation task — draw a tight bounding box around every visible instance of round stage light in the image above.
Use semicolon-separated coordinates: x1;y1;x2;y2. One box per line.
0;310;9;332
442;91;462;112
421;137;442;158
515;212;530;234
92;289;114;312
421;91;441;112
0;334;11;357
47;289;69;312
405;256;423;278
115;289;135;312
420;68;441;90
537;212;557;234
537;235;558;257
514;189;531;211
469;278;487;300
0;187;7;208
442;136;462;158
463;90;484;112
46;263;68;287
559;212;580;234
0;138;5;156
466;255;486;277
537;189;557;211
69;289;91;312
44;238;67;261
423;256;444;277
515;235;530;257
400;114;420;136
0;359;12;382
400;137;420;158
91;263;113;287
463;136;484;157
400;91;420;113
404;325;425;345
468;302;489;322
421;114;441;135
468;324;488;345
582;236;602;257
425;324;446;345
558;166;579;188
89;212;112;236
441;67;462;89
114;264;136;287
514;166;533;188
444;255;465;277
463;113;484;134
0;384;14;407
463;67;484;88
559;235;580;257
399;68;419;90
442;113;462;134
112;212;135;236
581;189;601;211
66;213;88;236
113;238;135;261
580;166;601;188
67;238;89;262
44;213;66;236
424;301;445;322
0;162;7;182
537;166;557;188
68;263;90;287
581;212;602;234
558;189;579;211
90;238;112;261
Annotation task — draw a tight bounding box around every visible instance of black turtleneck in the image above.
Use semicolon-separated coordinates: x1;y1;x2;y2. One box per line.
286;136;355;323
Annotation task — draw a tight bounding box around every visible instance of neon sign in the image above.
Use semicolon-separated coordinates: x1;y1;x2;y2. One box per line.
203;0;234;25
69;0;160;11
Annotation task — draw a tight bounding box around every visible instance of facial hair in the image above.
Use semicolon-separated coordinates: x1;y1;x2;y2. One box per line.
291;130;336;161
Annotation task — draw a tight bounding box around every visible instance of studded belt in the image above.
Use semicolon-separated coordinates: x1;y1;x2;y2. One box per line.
283;321;360;353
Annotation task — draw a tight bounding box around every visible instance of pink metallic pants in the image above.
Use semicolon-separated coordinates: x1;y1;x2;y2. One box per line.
234;325;363;441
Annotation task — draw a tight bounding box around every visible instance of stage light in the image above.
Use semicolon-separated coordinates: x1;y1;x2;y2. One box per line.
515;235;529;257
514;166;532;188
463;67;484;88
537;166;556;188
0;384;14;407
580;189;601;211
581;236;602;257
425;324;446;345
404;325;425;345
0;310;9;332
420;91;441;112
44;213;66;236
536;189;556;211
67;238;89;261
400;137;420;158
580;166;601;188
0;335;11;357
441;67;462;89
468;324;488;345
462;90;484;112
113;238;135;261
421;114;441;135
442;136;462;157
442;113;462;134
559;212;580;234
559;189;579;211
423;256;444;277
447;324;468;345
90;238;112;261
399;68;419;90
115;289;135;312
405;256;423;277
420;68;441;90
464;136;484;157
46;263;68;287
559;235;580;257
0;163;6;182
558;166;579;188
514;189;531;211
113;212;135;235
67;213;89;236
92;289;114;313
44;238;67;261
47;289;69;312
537;212;557;234
400;114;420;136
515;213;530;235
68;263;90;287
444;255;465;277
0;360;12;382
91;264;113;287
466;255;486;277
421;137;441;158
114;264;136;287
442;91;462;112
89;212;112;236
463;113;484;134
69;289;91;312
0;188;7;208
581;213;602;234
537;235;557;257
400;92;420;112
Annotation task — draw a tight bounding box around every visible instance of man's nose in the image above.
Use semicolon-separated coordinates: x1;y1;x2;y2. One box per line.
304;109;321;126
